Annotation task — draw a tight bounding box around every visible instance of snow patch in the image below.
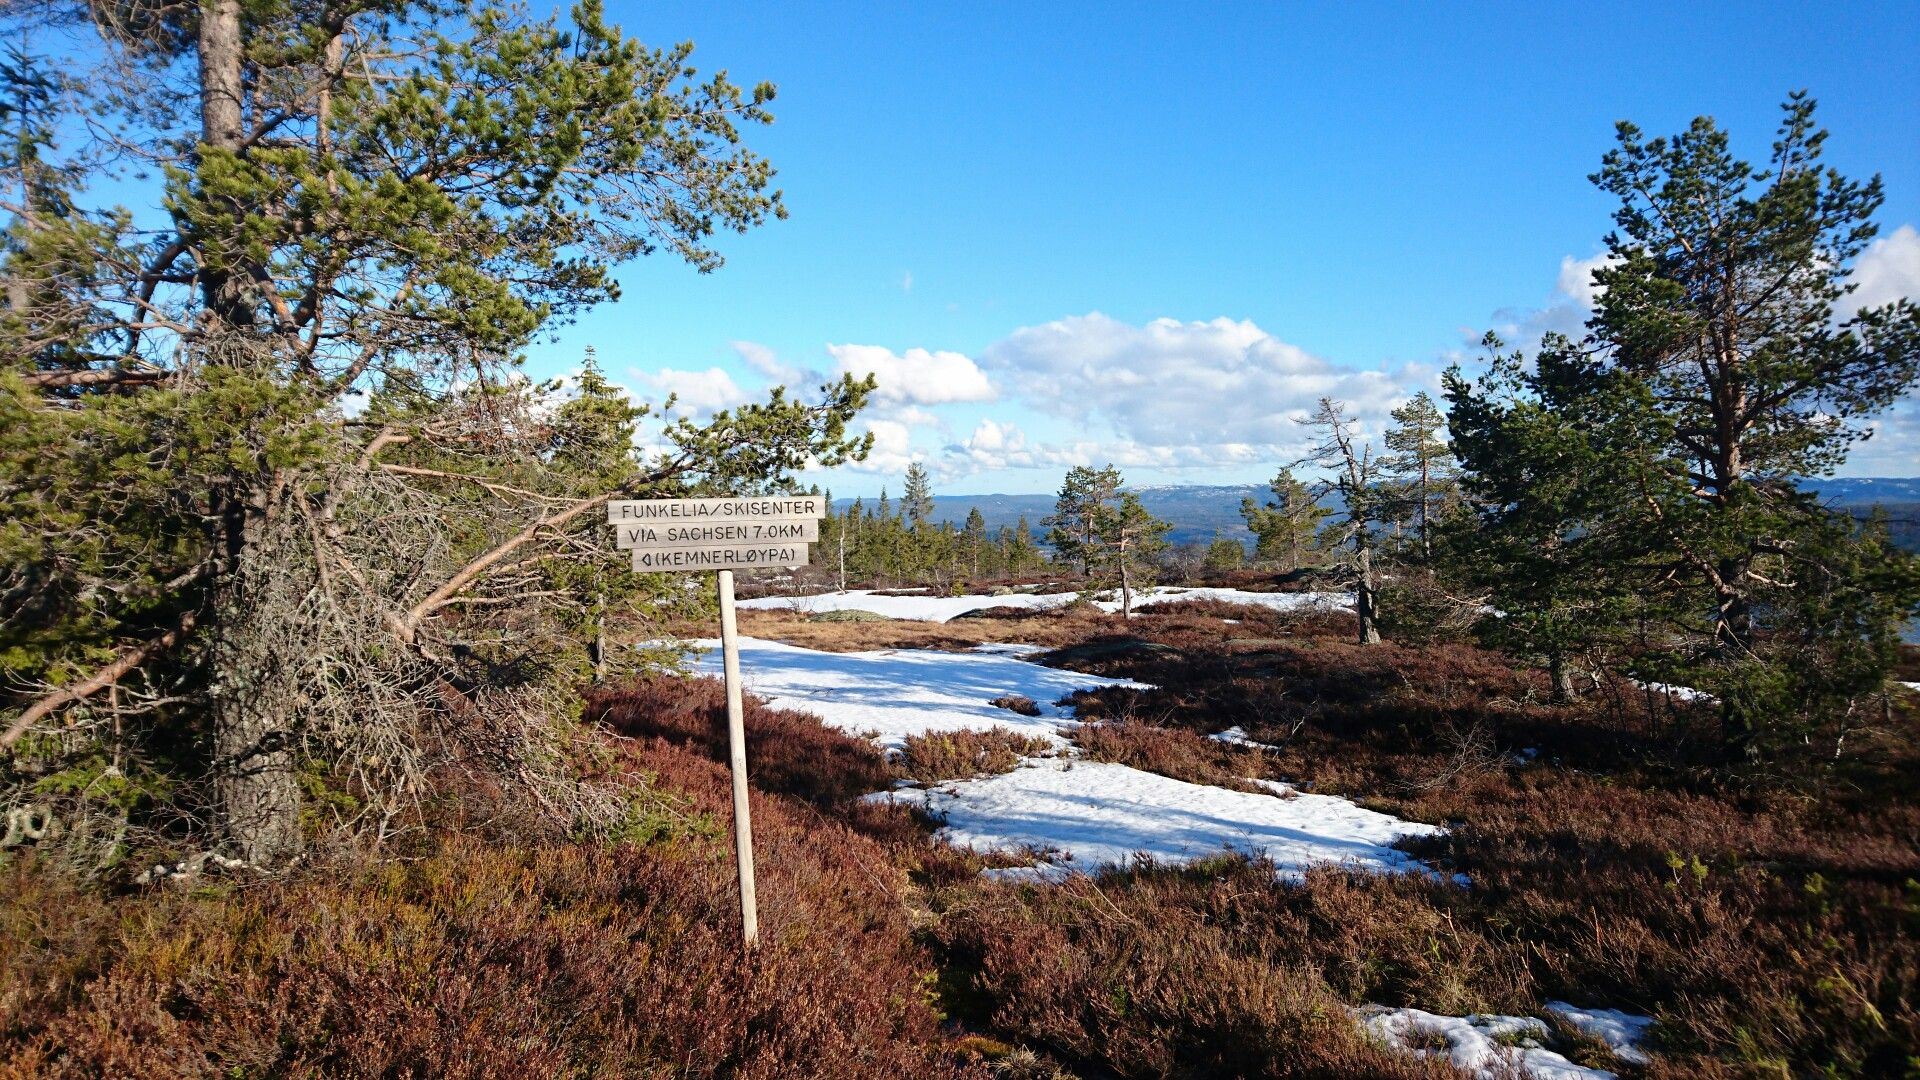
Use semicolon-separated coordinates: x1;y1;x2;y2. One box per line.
737;587;1350;624
1209;725;1278;750
1359;1006;1622;1079
692;634;1447;886
1631;679;1715;703
871;759;1443;882
972;642;1048;657
1544;1002;1653;1066
686;636;1144;753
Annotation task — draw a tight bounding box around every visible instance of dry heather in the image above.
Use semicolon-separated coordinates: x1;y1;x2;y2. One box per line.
732;603;1118;653
4;591;1915;1080
0;681;988;1080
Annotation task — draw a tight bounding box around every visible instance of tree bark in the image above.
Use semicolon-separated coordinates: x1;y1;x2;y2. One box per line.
197;0;256;330
208;542;305;867
1354;540;1381;646
1549;652;1574;705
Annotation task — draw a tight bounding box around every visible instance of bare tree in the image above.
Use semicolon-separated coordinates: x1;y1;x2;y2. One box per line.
1295;398;1383;645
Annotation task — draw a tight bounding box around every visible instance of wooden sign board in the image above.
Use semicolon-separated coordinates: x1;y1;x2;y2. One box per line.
617;519;818;550
629;544;810;573
607;495;825;523
603;493;829;950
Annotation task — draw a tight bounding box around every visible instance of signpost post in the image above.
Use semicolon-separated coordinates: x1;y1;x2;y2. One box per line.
606;495;823;950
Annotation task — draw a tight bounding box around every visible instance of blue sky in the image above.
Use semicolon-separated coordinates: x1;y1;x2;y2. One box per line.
521;2;1919;494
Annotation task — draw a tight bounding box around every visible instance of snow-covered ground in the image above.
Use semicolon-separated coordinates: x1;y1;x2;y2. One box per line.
683;599;1658;1077
1208;725;1278;750
687;636;1145;752
873;759;1442;882
736;586;1351;623
1630;678;1715;703
1359;1003;1653;1080
688;633;1442;884
1544;1002;1654;1067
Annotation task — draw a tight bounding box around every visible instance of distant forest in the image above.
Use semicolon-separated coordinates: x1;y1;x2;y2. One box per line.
856;477;1920;554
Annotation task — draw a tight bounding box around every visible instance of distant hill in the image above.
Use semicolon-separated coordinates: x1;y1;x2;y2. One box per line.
1802;477;1920;551
835;477;1920;553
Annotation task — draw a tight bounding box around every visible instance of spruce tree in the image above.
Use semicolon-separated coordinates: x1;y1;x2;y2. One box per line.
902;462;935;530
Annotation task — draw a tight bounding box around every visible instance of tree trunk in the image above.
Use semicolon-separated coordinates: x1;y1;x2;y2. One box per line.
208;525;306;866
1119;540;1132;617
1549;652;1574;705
1417;456;1432;565
197;0;255;330
1354;538;1381;646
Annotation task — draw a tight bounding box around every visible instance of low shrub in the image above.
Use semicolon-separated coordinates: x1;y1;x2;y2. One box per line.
0;678;988;1079
895;729;1053;783
1069;719;1267;792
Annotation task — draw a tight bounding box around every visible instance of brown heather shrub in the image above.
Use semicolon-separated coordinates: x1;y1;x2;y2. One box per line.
967;615;1920;1076
1068;719;1267;792
0;679;988;1080
925;862;1461;1080
735;603;1113;654
588;675;896;810
895;729;1054;783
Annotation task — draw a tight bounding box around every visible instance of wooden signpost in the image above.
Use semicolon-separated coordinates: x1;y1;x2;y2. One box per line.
606;496;822;949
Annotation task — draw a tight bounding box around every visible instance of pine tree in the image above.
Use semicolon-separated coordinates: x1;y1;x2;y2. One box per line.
1296;399;1383;645
1043;465;1122;576
1380;391;1457;565
1448;95;1920;753
1240;468;1331;570
1088;489;1172;616
0;0;874;863
1203;532;1246;571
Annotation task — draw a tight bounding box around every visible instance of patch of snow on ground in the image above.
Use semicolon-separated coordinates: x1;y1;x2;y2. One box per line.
738;589;1071;622
873;759;1443;882
1358;1007;1620;1079
1209;725;1278;750
687;636;1144;753
1543;1002;1653;1066
1121;586;1348;617
692;631;1446;885
972;642;1048;657
737;587;1351;623
1901;681;1920;693
1631;679;1716;703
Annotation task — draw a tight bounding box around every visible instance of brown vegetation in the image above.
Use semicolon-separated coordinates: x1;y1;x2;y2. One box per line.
895;728;1055;784
730;603;1116;653
4;594;1915;1079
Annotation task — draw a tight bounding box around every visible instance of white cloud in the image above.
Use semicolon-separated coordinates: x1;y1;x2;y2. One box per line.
902;270;914;293
828;343;997;406
729;340;804;384
635;366;750;418
979;313;1423;450
1556;251;1620;311
1842;224;1920;318
849;417;924;476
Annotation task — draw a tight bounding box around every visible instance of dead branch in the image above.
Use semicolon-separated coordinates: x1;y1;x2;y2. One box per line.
3;609;198;750
20;368;167;391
